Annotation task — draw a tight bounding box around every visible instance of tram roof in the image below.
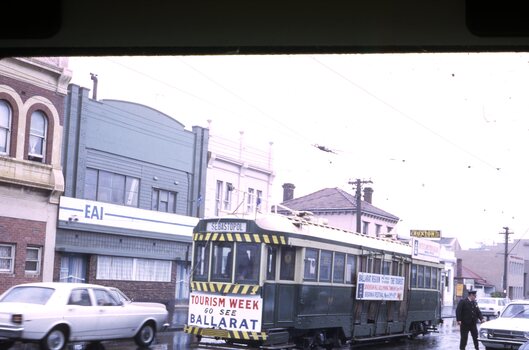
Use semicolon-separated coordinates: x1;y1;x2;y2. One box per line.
254;212;412;256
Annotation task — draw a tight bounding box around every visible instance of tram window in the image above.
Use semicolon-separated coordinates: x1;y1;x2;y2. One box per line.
345;254;356;284
432;268;439;289
373;258;382;274
382;261;391;275
319;250;332;282
417;265;425;288
392;261;400;276
424;266;431;289
235;242;260;283
279;246;295;280
333;252;345;283
304;248;318;281
411;265;417;288
266;245;277;280
211;242;233;282
193;242;209;281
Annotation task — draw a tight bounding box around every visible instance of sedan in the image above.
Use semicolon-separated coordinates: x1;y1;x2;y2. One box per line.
479;300;529;349
0;282;169;350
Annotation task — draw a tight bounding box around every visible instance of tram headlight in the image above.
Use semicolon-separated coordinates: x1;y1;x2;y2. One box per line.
479;328;489;338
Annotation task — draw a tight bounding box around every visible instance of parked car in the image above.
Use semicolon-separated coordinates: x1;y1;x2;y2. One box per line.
478;297;509;320
108;287;169;310
479;300;529;350
0;282;169;350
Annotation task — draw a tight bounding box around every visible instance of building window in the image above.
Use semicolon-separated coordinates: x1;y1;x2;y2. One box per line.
215;180;223;216
223;182;233;211
25;247;41;274
28;110;47;162
84;168;140;207
362;221;369;234
256;190;263;211
0;100;11;155
96;256;171;282
375;224;382;236
152;188;177;213
0;244;15;273
247;188;255;213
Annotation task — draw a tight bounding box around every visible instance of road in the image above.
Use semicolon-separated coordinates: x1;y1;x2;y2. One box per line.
9;317;468;350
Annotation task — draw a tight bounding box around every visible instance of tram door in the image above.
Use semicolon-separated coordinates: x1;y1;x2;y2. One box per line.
263;246;297;327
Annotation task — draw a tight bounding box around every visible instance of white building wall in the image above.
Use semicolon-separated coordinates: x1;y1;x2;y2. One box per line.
316;213;396;237
204;131;275;218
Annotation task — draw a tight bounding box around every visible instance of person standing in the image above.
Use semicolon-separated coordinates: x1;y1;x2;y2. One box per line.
456;290;484;350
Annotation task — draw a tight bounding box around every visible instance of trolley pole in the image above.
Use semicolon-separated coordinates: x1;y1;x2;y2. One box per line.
348;178;372;234
500;226;513;297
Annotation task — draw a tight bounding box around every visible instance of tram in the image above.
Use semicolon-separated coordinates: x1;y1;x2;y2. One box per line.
184;211;442;349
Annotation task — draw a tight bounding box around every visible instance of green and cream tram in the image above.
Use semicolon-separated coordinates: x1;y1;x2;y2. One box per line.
184;213;442;349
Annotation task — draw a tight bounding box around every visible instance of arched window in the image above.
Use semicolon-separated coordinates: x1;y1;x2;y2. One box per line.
28;110;47;162
0;100;11;155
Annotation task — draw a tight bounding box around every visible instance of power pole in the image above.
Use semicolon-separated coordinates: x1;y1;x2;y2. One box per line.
500;226;513;297
348;178;372;234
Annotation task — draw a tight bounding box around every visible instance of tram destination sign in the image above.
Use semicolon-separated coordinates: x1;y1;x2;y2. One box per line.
207;221;247;232
410;229;441;238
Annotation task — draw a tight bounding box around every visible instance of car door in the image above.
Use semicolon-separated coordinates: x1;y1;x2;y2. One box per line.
92;288;139;339
64;288;99;341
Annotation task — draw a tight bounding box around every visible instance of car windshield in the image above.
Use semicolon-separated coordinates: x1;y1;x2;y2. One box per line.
479;299;495;304
501;304;529;318
0;286;54;305
109;288;131;303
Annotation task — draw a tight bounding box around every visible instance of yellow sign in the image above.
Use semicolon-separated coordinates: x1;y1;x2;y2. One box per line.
410;230;441;238
456;284;464;297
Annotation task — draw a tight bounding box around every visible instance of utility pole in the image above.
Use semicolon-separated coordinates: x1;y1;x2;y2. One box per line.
348;178;372;234
499;226;513;297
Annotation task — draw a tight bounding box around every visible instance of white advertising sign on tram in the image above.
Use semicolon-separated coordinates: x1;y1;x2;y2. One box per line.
356;272;405;301
188;292;262;332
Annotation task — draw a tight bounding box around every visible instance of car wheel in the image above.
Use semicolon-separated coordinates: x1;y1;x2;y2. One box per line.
134;322;156;347
0;341;14;350
40;326;67;350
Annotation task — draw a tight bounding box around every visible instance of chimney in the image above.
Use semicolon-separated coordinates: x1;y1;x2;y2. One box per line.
282;183;295;202
90;73;98;100
456;258;463;278
363;187;373;204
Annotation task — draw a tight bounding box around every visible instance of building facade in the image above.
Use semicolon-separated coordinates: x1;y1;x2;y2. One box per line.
456;241;527;300
56;84;208;305
0;57;71;293
204;130;274;218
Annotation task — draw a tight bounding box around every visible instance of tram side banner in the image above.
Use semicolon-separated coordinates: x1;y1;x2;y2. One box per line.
356;272;405;301
188;291;262;332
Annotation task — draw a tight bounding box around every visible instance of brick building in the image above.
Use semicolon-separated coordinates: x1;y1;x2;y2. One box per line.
0;57;72;293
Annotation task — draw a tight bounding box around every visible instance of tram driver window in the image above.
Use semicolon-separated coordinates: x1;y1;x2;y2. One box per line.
279;246;295;280
193;241;210;281
211;242;233;282
235;242;260;283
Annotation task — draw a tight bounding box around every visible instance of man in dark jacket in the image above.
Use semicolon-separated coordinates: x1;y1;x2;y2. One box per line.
456;290;484;350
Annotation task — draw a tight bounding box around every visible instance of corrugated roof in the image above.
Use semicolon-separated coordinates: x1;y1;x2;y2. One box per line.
280;187;399;222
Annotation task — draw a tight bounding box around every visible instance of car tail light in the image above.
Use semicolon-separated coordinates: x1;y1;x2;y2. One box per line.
11;314;23;324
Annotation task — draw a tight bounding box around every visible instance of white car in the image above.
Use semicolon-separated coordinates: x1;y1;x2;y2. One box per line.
0;282;169;350
478;297;509;319
479;300;529;350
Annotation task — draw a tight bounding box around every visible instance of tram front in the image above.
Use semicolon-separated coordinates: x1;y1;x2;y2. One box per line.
184;218;280;346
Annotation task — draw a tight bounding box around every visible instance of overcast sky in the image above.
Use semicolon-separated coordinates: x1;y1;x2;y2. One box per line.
67;53;529;249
